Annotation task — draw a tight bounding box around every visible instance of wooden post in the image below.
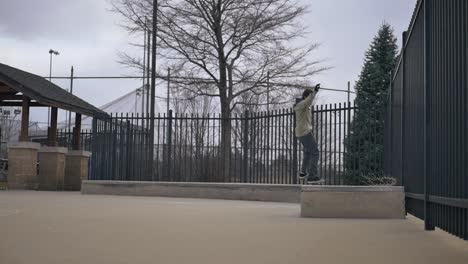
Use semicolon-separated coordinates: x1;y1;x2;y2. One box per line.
73;113;82;150
48;107;58;146
19;96;30;142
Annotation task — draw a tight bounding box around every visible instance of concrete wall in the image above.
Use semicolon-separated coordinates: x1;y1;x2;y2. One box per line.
38;147;67;191
82;181;301;203
301;186;405;219
64;151;91;191
7;142;40;190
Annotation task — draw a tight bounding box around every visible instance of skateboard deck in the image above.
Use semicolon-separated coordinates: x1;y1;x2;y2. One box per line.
307;179;325;185
298;176;325;185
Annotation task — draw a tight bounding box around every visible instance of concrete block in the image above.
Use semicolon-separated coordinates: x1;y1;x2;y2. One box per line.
64;151;91;191
7;142;40;190
301;186;405;219
38;147;68;191
82;181;301;203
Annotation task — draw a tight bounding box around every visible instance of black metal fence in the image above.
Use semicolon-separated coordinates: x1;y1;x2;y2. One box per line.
91;114;152;182
90;103;385;185
385;0;468;240
30;129;93;151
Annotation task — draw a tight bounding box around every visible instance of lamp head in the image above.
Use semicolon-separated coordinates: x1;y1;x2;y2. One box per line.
49;49;60;55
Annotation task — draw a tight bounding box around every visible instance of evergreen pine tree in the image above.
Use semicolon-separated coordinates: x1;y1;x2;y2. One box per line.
344;23;398;185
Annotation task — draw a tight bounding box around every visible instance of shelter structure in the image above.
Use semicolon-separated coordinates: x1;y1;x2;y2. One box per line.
0;63;105;190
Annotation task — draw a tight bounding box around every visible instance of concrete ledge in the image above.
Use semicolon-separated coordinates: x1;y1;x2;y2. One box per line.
302;186;404;192
8;142;41;150
38;147;68;154
67;150;92;157
82;181;301;203
301;186;405;219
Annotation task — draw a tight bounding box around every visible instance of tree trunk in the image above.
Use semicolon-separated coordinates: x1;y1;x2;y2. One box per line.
220;98;232;182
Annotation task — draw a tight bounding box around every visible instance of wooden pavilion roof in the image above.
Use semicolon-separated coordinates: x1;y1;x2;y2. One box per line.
0;63;105;117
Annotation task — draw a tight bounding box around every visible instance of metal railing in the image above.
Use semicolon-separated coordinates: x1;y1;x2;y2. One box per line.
30;129;93;151
90;102;385;185
385;0;468;240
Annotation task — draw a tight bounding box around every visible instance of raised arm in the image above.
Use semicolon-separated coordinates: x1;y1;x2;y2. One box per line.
294;90;315;111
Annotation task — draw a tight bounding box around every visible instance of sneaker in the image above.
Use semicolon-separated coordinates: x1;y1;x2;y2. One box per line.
298;172;307;185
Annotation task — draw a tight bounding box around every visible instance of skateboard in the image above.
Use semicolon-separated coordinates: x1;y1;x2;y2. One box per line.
298;176;325;185
307;179;325;185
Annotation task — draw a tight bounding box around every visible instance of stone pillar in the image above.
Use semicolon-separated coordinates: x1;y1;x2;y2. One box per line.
7;142;41;190
38;147;68;191
64;150;91;191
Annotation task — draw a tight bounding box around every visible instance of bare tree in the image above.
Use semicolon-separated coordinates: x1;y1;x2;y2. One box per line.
112;0;327;179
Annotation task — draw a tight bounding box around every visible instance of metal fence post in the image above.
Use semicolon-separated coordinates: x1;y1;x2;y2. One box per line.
125;119;131;181
91;117;97;180
292;111;298;184
242;110;249;183
167;110;173;181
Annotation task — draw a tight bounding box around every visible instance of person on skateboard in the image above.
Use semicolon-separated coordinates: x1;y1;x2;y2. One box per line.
294;84;323;184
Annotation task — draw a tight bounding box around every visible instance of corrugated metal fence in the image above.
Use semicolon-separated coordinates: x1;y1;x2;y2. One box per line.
385;0;468;239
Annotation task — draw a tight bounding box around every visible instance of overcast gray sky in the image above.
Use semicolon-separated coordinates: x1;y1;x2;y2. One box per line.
0;0;416;123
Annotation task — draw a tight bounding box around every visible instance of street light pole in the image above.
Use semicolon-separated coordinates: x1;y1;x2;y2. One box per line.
48;49;60;127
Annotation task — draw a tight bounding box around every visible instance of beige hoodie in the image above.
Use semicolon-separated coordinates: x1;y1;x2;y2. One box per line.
294;91;315;138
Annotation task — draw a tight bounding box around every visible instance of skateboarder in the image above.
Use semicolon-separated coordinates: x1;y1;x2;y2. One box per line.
294;84;322;184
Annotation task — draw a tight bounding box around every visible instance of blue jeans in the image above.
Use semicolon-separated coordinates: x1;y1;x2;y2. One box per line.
298;133;319;178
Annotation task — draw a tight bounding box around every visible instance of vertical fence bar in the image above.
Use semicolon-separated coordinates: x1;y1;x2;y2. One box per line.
189;113;194;182
285;110;289;184
292;109;298;184
111;114;117;181
103;117;109;180
324;105;328;182
330;105;334;183
249;112;255;183
242;111;249;183
207;114;211;182
178;114;183;182
424;0;435;231
91;118;97;180
339;104;343;184
254;113;259;183
167;110;173;182
262;112;266;183
131;112;136;180
346;102;351;182
333;104;337;184
208;114;212;182
273;110;278;184
401;31;407;188
183;113;188;182
267;111;271;183
136;113;141;181
124;113;129;180
214;114;218;182
179;113;183;182
154;113;159;181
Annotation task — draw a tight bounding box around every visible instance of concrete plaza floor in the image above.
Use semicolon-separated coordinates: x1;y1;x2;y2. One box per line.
1;191;468;264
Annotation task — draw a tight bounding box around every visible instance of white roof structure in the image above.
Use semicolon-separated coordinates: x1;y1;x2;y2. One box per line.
68;86;163;130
